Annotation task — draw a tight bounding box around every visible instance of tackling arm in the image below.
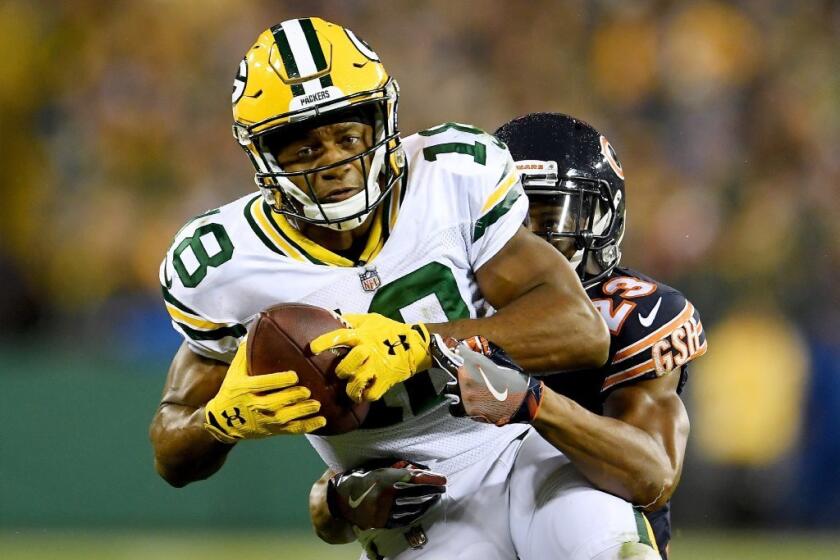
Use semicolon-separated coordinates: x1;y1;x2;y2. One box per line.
309;462;447;545
310;469;356;544
311;227;609;402
432;226;610;371
149;342;233;488
531;370;689;510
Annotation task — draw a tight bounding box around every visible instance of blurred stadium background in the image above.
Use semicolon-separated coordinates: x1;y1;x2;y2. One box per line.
1;0;838;558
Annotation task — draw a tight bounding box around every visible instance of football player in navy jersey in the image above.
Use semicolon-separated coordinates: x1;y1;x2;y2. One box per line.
311;113;705;560
436;112;704;558
490;112;707;559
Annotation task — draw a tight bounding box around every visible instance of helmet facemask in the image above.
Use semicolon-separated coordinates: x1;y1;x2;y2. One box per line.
520;160;622;286
237;81;404;231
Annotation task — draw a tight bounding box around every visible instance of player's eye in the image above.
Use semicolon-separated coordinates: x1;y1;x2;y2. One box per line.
297;145;316;159
342;135;360;146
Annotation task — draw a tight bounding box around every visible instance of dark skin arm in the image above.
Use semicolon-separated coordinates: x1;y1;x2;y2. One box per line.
531;369;689;511
431;226;610;371
305;228;610;542
149;342;234;487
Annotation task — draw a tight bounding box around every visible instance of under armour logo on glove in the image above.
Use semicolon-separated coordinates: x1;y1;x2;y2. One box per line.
222;407;247;428
383;335;410;355
309;313;432;402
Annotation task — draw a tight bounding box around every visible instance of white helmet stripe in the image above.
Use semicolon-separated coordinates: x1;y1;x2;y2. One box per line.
282;20;319;78
282;20;330;96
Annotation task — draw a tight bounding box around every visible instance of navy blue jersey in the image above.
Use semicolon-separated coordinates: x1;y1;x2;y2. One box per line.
541;266;706;414
646;503;671;559
541;266;705;557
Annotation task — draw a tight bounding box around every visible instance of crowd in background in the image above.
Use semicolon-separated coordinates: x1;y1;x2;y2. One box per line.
0;0;837;528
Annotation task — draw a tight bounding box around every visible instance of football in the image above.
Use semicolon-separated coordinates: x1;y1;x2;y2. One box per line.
246;303;369;435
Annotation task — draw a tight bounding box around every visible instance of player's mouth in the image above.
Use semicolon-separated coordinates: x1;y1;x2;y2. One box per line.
322;186;362;203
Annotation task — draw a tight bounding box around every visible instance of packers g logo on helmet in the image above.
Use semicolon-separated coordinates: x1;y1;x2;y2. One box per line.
231;17;404;231
231;59;247;103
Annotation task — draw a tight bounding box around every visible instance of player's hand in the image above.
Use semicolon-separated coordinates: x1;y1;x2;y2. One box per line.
310;313;432;402
431;334;544;426
327;460;446;530
203;342;326;443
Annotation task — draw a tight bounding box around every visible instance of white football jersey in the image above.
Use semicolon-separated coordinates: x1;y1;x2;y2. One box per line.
160;123;530;474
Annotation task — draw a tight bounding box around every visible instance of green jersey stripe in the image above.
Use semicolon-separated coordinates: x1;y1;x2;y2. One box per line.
634;510;654;548
243;196;287;257
270;24;305;97
472;188;521;242
175;320;246;342
380;188;394;240
260;201;325;265
161;286;199;315
496;159;513;185
418;122;485;137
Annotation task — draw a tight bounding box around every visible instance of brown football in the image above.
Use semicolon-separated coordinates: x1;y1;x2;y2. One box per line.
246;303;369;435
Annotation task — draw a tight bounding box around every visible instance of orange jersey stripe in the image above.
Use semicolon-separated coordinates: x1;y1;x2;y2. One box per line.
693;338;709;360
603;336;708;392
612;302;695;364
602;359;655;391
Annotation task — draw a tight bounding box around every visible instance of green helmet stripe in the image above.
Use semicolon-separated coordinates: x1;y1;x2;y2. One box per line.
270;24;305;97
300;18;327;71
299;19;333;89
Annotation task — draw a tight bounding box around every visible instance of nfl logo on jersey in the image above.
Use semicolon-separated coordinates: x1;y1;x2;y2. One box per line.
359;266;381;292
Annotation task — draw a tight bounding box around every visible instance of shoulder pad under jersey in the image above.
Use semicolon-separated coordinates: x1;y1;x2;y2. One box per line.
403;122;526;269
586;267;707;394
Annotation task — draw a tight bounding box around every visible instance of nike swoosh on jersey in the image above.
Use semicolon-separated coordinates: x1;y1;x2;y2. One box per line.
638;297;662;328
477;365;509;401
348;482;377;509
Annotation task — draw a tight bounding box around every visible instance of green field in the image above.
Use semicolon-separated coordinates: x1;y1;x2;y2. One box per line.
2;530;840;559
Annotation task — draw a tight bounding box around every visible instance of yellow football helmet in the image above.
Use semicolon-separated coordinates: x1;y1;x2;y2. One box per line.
232;17;404;231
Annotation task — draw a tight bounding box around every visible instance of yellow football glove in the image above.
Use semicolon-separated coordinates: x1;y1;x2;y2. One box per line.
204;342;326;443
310;313;432;402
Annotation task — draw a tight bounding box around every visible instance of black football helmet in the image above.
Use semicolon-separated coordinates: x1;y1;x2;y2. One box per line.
494;112;626;287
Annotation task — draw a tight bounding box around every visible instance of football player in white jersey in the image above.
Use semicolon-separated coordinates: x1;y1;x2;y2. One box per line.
311;114;705;559
150;18;610;559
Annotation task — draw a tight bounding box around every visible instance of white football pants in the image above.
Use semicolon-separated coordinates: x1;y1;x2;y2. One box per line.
355;429;659;560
